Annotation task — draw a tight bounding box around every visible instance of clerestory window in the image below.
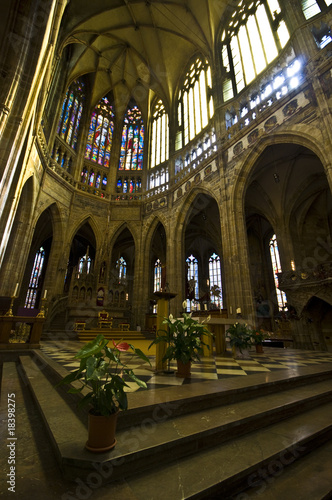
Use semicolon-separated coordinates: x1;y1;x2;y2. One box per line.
221;0;290;102
85;97;115;168
301;0;332;20
150;100;169;169
176;58;214;150
119;104;144;171
57;79;85;149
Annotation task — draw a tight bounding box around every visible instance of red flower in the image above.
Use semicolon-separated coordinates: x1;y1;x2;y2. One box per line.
112;340;130;351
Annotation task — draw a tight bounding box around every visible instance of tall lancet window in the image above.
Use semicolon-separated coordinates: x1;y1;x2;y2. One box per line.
25;247;45;308
176;57;214;149
209;253;223;309
153;259;162;313
116;257;127;282
85;97;115;168
57;79;85;149
154;259;162;292
269;234;287;311
150;100;169;169
186;254;199;311
221;0;289;101
119;105;144;171
78;255;91;275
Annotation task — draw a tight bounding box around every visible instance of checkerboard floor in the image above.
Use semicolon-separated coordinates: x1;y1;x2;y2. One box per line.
41;341;332;393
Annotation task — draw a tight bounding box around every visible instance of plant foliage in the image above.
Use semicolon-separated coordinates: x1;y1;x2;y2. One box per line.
149;313;213;365
57;334;151;416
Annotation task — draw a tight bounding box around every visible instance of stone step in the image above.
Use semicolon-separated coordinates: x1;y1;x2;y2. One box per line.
232;436;332;500
30;349;332;430
18;354;332;493
123;402;332;500
77;330;147;341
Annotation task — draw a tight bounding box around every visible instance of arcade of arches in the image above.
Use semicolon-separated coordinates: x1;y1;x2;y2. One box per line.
0;0;332;351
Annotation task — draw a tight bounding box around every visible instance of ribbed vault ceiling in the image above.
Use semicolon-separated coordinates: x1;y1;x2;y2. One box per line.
59;0;230;112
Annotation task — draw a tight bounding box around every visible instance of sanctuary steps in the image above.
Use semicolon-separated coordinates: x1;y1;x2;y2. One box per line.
1;349;332;499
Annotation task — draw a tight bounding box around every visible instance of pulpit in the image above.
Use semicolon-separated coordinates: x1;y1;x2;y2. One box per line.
154;291;177;371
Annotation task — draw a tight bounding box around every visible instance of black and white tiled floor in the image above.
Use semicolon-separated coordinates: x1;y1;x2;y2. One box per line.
41;340;332;393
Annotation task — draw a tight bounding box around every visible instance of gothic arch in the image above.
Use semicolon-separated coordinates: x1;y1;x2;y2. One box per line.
173;187;221;241
233;132;331;210
68;216;99;252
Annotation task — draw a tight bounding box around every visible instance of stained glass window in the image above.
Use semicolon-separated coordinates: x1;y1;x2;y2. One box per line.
221;1;289;101
154;259;162;292
57;80;85;149
81;168;88;184
301;0;332;19
269;234;287;311
177;58;213;149
150;100;169;169
116;257;127;282
119;105;144;171
25;247;45;308
209;253;223;309
85;97;115;168
186;254;199;311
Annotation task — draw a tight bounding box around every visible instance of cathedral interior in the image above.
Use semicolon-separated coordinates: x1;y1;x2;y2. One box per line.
1;0;332;498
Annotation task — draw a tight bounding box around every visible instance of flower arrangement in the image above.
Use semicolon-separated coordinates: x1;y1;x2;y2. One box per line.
149;312;213;365
226;322;253;353
58;334;151;416
250;329;268;345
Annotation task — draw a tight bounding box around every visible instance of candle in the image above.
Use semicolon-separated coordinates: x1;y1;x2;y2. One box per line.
236;307;241;314
14;283;19;296
204;304;207;311
44;289;47;299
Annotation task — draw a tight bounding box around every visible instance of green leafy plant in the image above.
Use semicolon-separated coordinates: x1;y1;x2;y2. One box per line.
251;329;268;345
57;334;151;416
226;322;253;352
149;313;213;365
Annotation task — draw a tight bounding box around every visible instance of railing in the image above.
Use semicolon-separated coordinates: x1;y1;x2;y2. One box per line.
0;315;45;349
278;262;332;288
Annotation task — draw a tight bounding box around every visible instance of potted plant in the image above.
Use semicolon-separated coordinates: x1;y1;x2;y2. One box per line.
149;312;212;378
226;322;253;359
57;334;151;452
251;328;268;353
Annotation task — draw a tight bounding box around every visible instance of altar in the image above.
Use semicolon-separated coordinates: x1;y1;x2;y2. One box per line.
193;315;249;356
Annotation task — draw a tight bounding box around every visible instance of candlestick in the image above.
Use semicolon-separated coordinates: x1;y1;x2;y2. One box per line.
37;298;47;318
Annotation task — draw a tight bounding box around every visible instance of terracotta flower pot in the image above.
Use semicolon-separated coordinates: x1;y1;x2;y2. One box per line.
255;344;264;353
176;360;191;378
85;410;119;452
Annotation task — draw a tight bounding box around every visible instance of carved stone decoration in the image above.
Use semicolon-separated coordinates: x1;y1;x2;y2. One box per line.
264;115;277;132
233;141;243;156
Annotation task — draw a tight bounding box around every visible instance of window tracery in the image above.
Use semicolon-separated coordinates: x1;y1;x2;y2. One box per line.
57;80;85;150
85;96;114;168
221;0;289;102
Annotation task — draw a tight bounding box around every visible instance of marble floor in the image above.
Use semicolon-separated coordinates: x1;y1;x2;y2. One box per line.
40;340;332;392
2;342;332;500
